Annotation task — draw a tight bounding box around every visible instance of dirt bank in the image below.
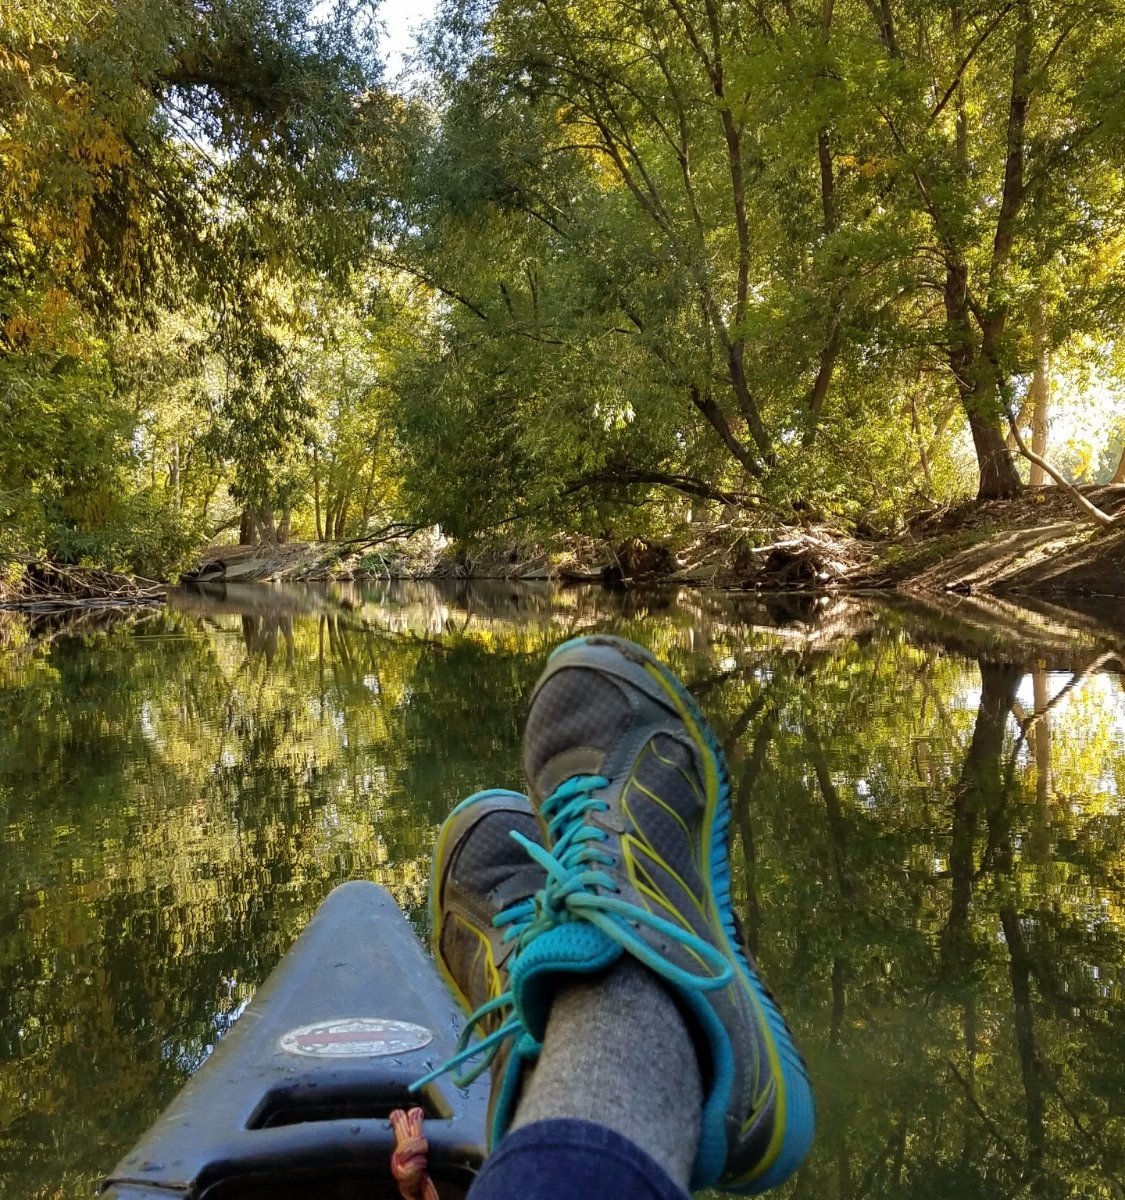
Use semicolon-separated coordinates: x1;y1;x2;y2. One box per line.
179;485;1125;601
866;485;1125;598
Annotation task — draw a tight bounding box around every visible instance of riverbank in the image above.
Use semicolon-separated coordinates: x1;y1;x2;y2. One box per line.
178;485;1125;600
0;562;166;611
9;485;1122;611
864;484;1125;598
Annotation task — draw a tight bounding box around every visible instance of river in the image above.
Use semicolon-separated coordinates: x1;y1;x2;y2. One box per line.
1;580;1123;1198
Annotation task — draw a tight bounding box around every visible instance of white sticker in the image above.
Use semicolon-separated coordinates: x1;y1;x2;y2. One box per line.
279;1018;433;1058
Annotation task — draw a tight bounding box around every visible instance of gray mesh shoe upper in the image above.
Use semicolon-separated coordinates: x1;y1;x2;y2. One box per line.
432;792;544;1019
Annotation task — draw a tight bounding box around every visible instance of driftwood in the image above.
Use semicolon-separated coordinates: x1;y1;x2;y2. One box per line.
0;562;165;611
735;532;866;588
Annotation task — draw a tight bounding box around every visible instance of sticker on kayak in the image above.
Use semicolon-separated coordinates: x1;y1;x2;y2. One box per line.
279;1018;433;1058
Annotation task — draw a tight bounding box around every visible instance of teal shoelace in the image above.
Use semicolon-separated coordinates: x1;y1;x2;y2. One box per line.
413;774;733;1091
511;774;733;992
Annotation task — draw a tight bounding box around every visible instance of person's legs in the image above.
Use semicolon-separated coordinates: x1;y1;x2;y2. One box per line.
509;959;702;1188
467;1118;691;1200
421;637;815;1198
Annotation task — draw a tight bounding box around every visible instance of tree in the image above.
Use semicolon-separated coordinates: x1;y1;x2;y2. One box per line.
1;0;385;565
388;0;1125;536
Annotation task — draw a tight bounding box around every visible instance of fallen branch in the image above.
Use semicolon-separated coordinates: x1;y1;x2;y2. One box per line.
1004;406;1117;528
331;522;425;548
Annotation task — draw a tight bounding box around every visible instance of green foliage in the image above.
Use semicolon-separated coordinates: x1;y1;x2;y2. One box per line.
0;0;386;571
4;0;1125;570
385;0;1125;531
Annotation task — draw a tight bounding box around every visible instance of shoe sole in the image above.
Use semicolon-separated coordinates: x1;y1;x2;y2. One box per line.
429;788;530;1017
547;635;815;1192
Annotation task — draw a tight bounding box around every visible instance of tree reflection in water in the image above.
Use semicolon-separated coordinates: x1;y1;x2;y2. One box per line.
0;583;1122;1198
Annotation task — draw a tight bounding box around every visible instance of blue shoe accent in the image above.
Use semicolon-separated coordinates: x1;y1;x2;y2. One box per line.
632;648;817;1190
610;638;817;1191
417;640;816;1190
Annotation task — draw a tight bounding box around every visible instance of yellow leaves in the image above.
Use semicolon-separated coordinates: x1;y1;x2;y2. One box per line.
3;312;36;347
1083;231;1125;289
43;287;70;317
0;54;135;277
0;45;33;76
836;153;895;179
2;287;91;358
75;115;132;171
69;195;93;262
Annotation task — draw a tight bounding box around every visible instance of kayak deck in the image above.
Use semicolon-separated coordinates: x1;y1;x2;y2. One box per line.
102;881;488;1199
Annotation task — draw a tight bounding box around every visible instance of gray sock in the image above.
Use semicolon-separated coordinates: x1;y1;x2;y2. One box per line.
511;957;703;1188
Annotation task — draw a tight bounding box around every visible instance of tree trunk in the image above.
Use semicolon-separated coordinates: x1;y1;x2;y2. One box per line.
1029;666;1052;864
688;386;763;480
239;508;255;546
1112;446;1125;485
969;0;1030;500
332;497;350;541
1028;308;1050;486
999;906;1046;1176
802;119;843;448
251;508;276;545
943;260;1022;499
314;446;324;541
277;507;291;544
911;390;934;488
169;443;180;514
727;344;774;464
802;317;842;448
730;709;776;957
942;661;1022;977
968;405;1023;498
360;453;379;530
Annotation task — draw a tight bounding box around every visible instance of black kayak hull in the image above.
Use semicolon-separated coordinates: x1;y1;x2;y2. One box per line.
102;881;488;1199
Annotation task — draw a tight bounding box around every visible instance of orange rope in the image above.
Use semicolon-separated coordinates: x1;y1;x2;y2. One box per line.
390;1107;439;1200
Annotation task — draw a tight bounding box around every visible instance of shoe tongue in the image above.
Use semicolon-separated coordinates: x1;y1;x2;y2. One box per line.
456;811;541;897
523;668;632;801
532;746;608;807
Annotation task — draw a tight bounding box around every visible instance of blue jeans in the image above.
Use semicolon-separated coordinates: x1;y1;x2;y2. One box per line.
467;1119;691;1200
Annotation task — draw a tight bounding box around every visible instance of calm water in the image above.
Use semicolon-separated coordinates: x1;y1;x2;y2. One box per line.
1;581;1123;1199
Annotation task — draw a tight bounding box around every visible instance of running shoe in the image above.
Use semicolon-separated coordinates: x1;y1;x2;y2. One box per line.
507;635;815;1192
419;788;544;1145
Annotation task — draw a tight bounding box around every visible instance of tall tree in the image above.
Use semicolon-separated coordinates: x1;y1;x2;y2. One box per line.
392;0;1125;531
1;0;384;565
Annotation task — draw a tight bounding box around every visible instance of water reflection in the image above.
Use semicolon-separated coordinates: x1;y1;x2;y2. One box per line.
0;583;1122;1198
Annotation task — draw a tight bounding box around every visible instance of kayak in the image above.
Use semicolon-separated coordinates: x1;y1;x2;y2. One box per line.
101;881;488;1199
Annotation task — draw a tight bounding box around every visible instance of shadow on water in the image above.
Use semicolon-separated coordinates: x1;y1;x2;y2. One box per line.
0;583;1122;1198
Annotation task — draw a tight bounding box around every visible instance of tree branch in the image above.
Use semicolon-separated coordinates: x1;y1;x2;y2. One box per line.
372;255;489;321
989;0;1032;288
1004;407;1117;527
565;464;754;507
928;4;1015;127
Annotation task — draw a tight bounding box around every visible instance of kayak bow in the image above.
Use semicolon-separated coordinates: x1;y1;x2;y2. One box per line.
101;881;488;1199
